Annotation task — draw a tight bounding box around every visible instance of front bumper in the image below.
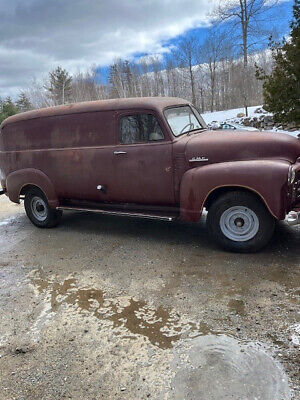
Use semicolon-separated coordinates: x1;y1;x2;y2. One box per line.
286;211;300;226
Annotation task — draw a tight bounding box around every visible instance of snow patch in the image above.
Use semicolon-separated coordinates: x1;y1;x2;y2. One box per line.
290;324;300;346
203;106;265;125
30;301;54;343
0;217;16;227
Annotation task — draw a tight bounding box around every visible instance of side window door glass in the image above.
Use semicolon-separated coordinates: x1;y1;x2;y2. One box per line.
120;114;164;144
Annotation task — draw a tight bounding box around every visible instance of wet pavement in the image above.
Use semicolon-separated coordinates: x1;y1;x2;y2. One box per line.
0;195;299;399
172;335;291;400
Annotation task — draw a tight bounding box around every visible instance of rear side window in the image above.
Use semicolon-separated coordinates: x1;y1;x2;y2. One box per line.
120;114;164;144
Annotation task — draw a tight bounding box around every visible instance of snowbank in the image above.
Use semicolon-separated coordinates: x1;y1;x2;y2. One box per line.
203;106;299;138
203;106;267;124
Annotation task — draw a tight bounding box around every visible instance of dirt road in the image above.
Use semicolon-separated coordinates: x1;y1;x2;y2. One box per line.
0;195;299;399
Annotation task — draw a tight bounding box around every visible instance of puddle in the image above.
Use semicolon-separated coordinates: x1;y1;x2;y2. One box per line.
31;277;215;349
172;335;291;400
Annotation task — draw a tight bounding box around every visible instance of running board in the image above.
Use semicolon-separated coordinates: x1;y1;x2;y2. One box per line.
57;206;176;222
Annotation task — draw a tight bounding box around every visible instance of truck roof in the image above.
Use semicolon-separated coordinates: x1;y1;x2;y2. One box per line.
1;97;189;128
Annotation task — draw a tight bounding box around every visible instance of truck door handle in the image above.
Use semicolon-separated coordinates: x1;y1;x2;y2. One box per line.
114;151;127;155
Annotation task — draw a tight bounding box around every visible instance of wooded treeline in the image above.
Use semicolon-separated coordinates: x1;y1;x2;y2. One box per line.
106;50;272;113
9;48;272;115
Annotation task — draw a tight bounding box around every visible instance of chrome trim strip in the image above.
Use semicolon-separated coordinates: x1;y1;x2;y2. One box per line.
57;206;175;222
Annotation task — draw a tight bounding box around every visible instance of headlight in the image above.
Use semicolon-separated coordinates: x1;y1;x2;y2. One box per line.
288;166;296;185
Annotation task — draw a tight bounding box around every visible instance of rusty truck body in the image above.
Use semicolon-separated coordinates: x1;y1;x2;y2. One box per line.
0;97;299;252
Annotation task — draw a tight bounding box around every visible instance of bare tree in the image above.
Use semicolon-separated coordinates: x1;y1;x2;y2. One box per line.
165;55;178;97
71;68;108;102
137;58;153;97
174;36;199;105
109;59;139;98
214;0;279;115
200;28;233;112
150;56;165;97
25;78;53;109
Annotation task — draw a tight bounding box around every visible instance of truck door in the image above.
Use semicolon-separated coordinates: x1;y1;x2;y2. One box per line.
108;110;175;205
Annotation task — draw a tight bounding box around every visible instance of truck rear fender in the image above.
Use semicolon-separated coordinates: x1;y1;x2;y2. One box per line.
180;160;290;222
6;168;58;208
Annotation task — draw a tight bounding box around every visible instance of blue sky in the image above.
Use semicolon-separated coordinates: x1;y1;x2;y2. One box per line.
0;0;295;97
130;1;294;62
98;0;294;83
169;0;293;50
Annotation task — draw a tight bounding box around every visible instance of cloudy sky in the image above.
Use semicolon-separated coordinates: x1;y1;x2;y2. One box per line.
0;0;293;98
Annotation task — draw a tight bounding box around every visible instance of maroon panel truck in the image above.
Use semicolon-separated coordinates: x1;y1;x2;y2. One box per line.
0;97;299;252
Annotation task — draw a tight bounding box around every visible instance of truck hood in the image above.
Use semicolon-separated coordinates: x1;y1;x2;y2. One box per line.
185;130;300;165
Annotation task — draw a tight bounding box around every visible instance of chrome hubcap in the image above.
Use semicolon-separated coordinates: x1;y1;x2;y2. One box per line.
220;206;259;242
30;196;47;222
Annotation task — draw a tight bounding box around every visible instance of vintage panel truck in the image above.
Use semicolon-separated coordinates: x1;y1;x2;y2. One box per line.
0;97;299;252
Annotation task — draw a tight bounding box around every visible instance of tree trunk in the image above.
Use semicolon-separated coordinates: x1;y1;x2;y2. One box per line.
241;0;249;116
209;63;216;113
242;31;249;116
189;60;196;105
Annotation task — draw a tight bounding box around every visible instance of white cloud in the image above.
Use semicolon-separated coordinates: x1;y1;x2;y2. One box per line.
0;0;217;98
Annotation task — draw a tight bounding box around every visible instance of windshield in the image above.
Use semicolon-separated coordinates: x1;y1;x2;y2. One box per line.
164;105;206;137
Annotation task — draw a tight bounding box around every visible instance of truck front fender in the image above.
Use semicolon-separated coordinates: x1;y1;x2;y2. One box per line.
180;160;290;222
6;168;59;208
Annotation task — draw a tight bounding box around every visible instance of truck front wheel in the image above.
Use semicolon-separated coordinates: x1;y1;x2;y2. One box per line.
207;191;275;252
24;187;62;228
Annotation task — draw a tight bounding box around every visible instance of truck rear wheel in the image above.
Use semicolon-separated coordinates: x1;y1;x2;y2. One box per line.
207;191;275;252
24;187;62;228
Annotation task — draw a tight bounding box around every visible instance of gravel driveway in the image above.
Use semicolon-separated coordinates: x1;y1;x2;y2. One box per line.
0;195;299;399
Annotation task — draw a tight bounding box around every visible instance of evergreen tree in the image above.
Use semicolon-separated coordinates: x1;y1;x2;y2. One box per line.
257;0;300;125
45;66;72;105
0;97;18;124
16;91;32;112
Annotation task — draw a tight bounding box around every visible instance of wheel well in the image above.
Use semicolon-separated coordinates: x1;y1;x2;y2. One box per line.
204;186;267;211
19;184;44;198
